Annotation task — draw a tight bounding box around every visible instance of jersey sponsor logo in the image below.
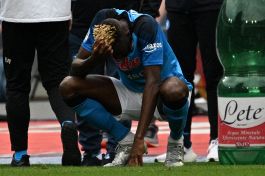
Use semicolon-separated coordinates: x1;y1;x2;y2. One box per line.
143;42;162;53
127;71;144;80
116;57;141;71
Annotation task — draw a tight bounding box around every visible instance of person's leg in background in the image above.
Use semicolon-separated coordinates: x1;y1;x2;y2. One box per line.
2;22;35;166
167;12;198;162
195;10;224;162
37;21;81;166
77;119;103;166
0;27;7;103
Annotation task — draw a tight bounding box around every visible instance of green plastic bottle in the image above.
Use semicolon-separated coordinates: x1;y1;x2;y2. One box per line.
217;0;265;164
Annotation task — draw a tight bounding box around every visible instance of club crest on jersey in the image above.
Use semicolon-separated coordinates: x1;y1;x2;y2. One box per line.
117;57;141;71
143;42;162;53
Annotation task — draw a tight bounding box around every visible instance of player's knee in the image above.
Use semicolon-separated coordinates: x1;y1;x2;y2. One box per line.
59;76;76;99
159;79;189;105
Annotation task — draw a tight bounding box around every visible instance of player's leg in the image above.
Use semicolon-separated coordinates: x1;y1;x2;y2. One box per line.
61;76;143;167
101;77;143;167
69;32;106;166
104;118;132;165
60;75;129;142
61;75;135;167
158;76;190;167
77;120;103;166
167;12;199;163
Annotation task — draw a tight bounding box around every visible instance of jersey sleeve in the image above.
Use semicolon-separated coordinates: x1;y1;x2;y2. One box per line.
134;16;163;66
81;9;117;52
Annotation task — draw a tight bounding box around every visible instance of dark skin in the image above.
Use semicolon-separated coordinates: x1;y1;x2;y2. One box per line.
60;18;189;166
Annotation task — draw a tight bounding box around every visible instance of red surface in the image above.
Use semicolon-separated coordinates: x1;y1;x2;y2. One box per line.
0;116;210;157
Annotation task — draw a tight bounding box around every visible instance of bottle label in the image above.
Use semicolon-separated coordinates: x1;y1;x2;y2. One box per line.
218;97;265;147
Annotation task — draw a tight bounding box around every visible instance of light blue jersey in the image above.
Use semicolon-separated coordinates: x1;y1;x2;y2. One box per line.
82;9;192;92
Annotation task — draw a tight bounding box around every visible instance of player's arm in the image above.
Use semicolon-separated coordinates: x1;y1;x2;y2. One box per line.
70;41;112;77
70;9;117;77
133;66;161;160
70;47;91;77
128;65;161;166
136;66;161;139
128;15;163;166
135;16;162;138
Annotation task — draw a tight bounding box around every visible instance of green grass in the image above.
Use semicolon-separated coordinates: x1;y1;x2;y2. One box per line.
0;163;265;176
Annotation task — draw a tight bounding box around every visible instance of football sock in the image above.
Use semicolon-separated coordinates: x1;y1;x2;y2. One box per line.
73;98;129;141
163;99;189;140
14;150;27;161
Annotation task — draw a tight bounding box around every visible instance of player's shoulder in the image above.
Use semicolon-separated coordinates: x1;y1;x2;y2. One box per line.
133;15;158;36
135;15;157;27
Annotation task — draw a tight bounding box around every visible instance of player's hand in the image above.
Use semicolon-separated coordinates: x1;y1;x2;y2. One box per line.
127;138;145;166
92;40;113;61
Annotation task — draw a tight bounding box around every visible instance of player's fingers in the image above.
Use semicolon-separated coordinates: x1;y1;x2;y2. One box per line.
128;157;139;166
108;45;113;51
138;155;143;166
93;40;104;54
98;41;112;55
97;41;106;53
93;41;99;50
105;45;113;54
127;159;135;166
